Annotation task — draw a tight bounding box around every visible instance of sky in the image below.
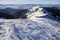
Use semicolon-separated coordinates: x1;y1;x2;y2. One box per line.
0;0;60;4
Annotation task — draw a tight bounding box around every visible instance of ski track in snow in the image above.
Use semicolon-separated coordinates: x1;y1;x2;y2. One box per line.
0;6;60;40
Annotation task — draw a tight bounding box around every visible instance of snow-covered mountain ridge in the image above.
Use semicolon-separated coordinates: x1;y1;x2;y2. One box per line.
0;6;60;40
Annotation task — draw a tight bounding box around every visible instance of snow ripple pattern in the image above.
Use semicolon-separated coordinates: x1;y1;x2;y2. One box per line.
0;19;60;40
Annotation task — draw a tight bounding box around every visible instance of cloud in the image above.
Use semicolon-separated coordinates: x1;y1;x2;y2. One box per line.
0;0;20;4
0;0;60;4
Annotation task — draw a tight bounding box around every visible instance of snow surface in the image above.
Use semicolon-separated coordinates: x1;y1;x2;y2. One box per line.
0;6;60;40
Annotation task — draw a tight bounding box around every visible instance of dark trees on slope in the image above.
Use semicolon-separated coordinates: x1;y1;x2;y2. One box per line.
0;9;28;19
45;7;60;17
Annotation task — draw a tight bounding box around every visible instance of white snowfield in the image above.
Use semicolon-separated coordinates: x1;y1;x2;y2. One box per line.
0;6;60;40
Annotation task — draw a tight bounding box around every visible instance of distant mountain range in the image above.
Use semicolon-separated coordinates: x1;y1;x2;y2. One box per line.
0;4;60;7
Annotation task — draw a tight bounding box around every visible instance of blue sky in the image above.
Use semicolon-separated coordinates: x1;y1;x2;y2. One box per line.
0;0;60;4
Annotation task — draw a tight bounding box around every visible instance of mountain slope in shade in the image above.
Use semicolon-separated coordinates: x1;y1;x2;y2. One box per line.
0;6;60;40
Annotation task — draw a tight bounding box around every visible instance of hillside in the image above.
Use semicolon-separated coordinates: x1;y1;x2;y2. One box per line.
0;6;60;40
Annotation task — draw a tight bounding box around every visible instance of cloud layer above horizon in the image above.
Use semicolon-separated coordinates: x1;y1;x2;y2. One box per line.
0;0;60;4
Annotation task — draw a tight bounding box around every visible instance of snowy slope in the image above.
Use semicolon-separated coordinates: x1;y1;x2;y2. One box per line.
0;6;60;40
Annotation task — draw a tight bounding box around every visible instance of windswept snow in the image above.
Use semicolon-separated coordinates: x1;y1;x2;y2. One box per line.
0;6;60;40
